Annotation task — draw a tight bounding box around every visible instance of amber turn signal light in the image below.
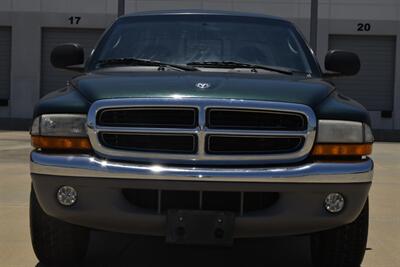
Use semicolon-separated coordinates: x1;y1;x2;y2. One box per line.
312;144;373;156
31;136;92;150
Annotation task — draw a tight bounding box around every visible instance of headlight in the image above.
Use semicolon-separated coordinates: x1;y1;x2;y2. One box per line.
312;120;373;156
31;114;91;150
31;114;87;137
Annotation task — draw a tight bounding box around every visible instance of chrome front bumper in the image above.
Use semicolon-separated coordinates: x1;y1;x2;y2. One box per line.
30;151;373;184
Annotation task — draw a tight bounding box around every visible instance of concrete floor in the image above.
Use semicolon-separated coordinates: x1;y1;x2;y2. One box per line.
0;131;399;267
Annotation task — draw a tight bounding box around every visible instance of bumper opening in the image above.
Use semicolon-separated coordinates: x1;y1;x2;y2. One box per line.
122;189;279;215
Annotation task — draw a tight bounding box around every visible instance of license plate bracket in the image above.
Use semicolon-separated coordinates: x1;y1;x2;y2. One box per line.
166;210;235;246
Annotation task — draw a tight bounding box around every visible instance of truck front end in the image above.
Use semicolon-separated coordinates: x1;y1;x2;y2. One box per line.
29;11;373;267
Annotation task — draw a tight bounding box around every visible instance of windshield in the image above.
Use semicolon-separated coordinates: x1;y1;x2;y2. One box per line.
89;15;318;75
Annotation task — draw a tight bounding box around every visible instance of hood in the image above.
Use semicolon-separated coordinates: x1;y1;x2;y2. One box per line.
72;70;334;107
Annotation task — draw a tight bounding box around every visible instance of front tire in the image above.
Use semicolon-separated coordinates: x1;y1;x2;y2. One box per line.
310;199;369;267
30;186;90;266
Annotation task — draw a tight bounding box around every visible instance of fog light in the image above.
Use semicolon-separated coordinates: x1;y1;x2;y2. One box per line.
324;193;345;213
57;186;77;206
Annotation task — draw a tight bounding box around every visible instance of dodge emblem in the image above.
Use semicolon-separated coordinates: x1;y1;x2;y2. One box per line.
196;82;211;89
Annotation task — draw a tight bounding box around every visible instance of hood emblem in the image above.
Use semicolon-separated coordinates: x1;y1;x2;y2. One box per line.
196;82;211;89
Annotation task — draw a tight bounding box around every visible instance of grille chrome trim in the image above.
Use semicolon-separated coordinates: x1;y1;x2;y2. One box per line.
87;98;317;165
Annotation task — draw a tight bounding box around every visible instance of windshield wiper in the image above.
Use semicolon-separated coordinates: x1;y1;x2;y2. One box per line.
187;61;310;76
97;58;198;72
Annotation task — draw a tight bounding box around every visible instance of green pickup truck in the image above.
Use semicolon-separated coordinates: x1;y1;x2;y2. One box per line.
29;10;373;267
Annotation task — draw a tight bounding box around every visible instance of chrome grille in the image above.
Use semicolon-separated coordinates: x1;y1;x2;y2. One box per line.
87;98;317;165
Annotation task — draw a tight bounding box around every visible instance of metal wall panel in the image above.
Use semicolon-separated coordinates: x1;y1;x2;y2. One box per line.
0;27;11;100
329;35;396;111
41;28;104;97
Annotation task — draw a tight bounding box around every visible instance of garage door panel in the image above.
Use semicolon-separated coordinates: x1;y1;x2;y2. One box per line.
41;28;104;97
329;35;396;111
0;27;11;100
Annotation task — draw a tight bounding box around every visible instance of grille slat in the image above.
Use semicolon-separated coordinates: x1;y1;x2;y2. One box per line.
207;135;305;155
207;109;307;131
100;133;198;154
98;107;197;128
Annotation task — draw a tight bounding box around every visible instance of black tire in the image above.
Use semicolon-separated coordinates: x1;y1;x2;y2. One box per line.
310;199;369;267
30;186;90;266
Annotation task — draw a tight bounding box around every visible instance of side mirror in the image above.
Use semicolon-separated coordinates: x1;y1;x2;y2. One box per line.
324;50;360;77
51;43;85;72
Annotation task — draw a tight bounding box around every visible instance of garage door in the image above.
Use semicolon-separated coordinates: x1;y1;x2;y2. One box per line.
329;35;396;111
41;28;104;97
0;27;11;102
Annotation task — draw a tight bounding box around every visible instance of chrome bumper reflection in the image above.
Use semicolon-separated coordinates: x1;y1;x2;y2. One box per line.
30;152;373;184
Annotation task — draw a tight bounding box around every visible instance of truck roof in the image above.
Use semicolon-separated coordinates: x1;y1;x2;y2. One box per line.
122;9;288;23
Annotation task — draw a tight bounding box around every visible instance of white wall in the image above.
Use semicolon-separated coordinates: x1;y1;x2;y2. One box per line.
126;0;400;21
1;0;399;20
0;0;117;13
